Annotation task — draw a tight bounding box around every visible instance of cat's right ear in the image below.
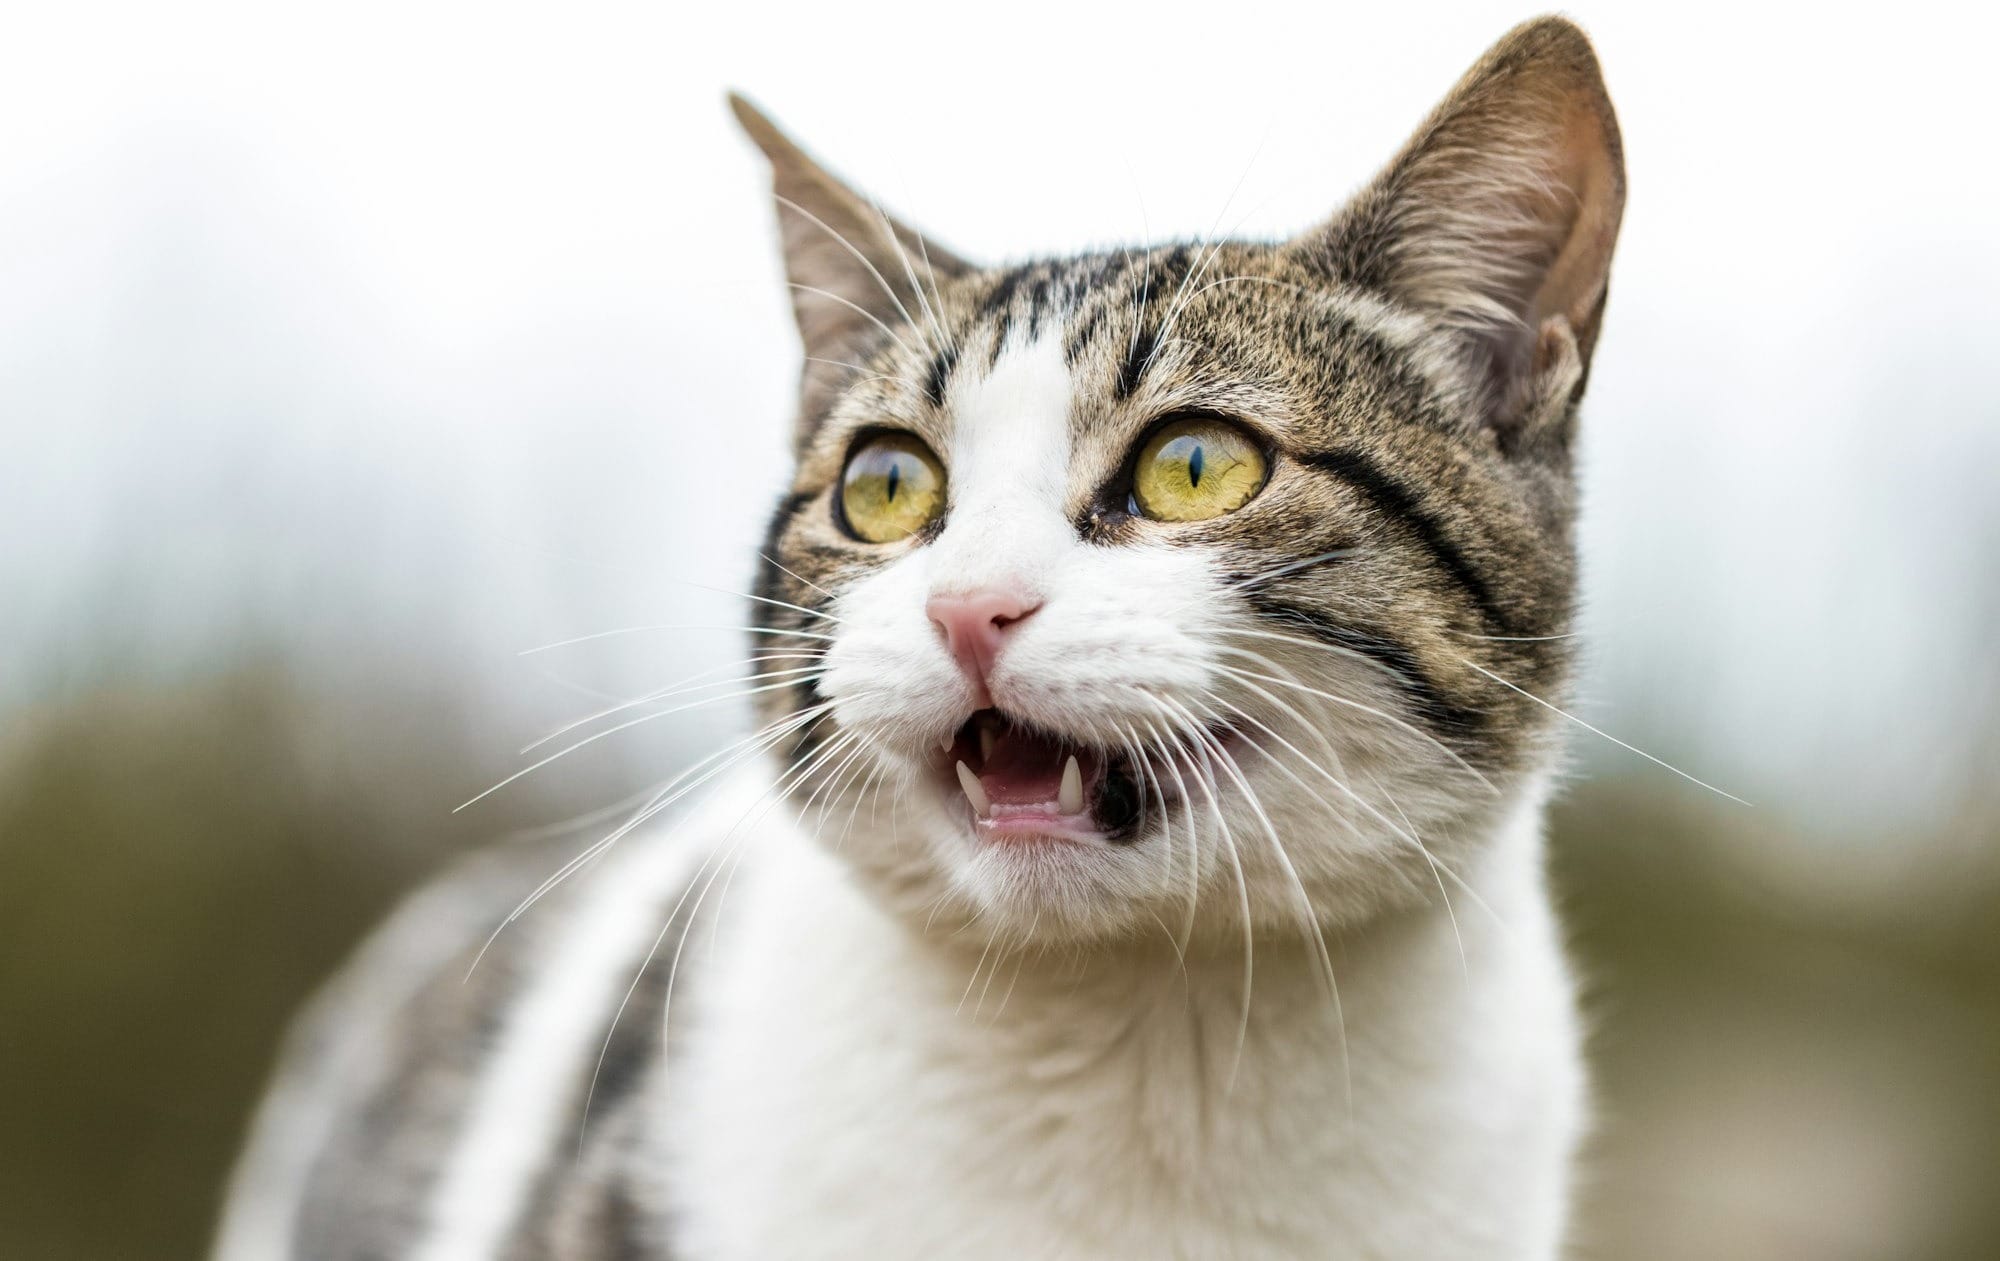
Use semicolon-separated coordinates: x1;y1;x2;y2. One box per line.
730;95;971;416
1289;18;1625;442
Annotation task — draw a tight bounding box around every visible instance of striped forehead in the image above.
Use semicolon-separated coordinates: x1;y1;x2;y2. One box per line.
817;241;1469;486
950;248;1196;377
917;248;1194;444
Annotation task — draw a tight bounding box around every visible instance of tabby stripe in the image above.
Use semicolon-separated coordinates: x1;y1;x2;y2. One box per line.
1244;594;1484;737
1060;254;1138;367
979;265;1026;317
526;1128;662;1261
210;873;516;1261
1116;322;1156;400
1295;448;1514;633
753;498;836;768
922;343;959;408
1063;302;1108;366
511;886;692;1259
981;267;1027;363
406;813;717;1261
1112;246;1202;399
753;489;818;631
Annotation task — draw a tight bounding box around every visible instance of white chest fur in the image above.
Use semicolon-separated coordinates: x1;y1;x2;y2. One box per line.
661;786;1583;1261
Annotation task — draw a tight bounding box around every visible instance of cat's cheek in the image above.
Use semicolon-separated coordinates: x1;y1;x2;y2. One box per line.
819;639;966;755
818;559;970;755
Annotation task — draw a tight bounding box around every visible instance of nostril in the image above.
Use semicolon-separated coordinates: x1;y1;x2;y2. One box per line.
985;603;1032;634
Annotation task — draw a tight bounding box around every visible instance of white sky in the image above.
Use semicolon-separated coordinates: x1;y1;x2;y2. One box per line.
3;1;1996;854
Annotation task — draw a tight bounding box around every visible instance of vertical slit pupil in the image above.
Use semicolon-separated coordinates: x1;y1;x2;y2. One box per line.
1189;443;1205;487
887;461;901;502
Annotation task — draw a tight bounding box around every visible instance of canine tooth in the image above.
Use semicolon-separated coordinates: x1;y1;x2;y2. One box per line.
978;724;996;761
1059;755;1084;814
955;760;991;817
939;731;955;753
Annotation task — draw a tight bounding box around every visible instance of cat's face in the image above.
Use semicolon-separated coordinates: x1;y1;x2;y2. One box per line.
738;17;1623;945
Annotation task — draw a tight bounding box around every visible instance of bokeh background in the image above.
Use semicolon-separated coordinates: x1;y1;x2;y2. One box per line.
4;3;1996;1258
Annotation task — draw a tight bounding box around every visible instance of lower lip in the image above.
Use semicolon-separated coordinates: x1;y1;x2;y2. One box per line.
929;724;1237;846
976;811;1102;844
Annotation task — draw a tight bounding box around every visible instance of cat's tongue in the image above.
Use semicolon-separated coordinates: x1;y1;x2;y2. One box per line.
982;728;1065;805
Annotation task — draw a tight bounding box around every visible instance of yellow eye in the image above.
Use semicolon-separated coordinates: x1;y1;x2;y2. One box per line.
1131;417;1268;522
840;433;947;543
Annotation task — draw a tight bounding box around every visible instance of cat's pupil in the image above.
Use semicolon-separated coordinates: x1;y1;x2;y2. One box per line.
887;462;901;502
1189;444;1205;487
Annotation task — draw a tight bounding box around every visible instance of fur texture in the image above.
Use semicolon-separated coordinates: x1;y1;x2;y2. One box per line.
213;16;1625;1260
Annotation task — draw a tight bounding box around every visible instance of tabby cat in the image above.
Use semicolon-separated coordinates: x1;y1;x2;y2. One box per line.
214;16;1626;1259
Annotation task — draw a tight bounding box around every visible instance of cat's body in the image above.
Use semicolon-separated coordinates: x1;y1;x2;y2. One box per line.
217;764;1580;1261
216;17;1625;1259
667;781;1582;1260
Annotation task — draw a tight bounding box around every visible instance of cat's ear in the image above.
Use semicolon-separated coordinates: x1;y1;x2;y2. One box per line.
1292;17;1625;437
730;94;972;384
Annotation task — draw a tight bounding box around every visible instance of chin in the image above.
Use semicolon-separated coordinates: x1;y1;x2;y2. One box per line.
928;706;1220;942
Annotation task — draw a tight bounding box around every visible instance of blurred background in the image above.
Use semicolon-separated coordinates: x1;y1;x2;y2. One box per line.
3;2;1996;1258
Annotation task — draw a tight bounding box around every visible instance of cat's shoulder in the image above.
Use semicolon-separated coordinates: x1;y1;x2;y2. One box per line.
212;770;771;1260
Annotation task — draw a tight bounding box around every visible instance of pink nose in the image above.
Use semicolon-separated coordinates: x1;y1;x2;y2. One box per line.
927;589;1040;704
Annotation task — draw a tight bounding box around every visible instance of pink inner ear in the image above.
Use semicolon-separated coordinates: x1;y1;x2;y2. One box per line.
1291;18;1624;390
1529;105;1625;335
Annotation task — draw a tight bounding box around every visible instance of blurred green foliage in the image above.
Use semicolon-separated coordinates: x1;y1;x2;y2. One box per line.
1;669;1995;1260
1551;784;2000;1260
0;668;545;1261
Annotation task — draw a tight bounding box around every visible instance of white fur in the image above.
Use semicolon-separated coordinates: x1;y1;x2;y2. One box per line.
660;335;1586;1257
407;776;747;1261
934;330;1080;594
662;782;1581;1260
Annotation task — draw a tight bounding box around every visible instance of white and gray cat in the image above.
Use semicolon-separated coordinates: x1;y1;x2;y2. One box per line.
214;16;1625;1259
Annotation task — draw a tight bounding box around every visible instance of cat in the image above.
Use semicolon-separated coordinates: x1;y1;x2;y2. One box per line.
213;16;1625;1259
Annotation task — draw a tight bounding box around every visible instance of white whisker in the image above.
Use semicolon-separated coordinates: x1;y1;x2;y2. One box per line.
519;624;837;655
521;660;827;755
787;282;916;358
760;551;837;601
453;676;823;815
1459;658;1751;805
774;195;931;354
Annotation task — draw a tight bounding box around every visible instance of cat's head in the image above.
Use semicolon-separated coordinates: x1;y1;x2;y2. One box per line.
736;17;1622;946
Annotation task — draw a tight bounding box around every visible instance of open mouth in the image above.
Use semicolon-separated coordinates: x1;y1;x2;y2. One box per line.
939;709;1145;843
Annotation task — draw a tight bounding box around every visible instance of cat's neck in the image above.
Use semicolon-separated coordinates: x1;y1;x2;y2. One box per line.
663;777;1582;1261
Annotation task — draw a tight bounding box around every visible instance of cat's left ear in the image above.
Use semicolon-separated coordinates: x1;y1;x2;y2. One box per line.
1291;17;1625;441
730;95;972;424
